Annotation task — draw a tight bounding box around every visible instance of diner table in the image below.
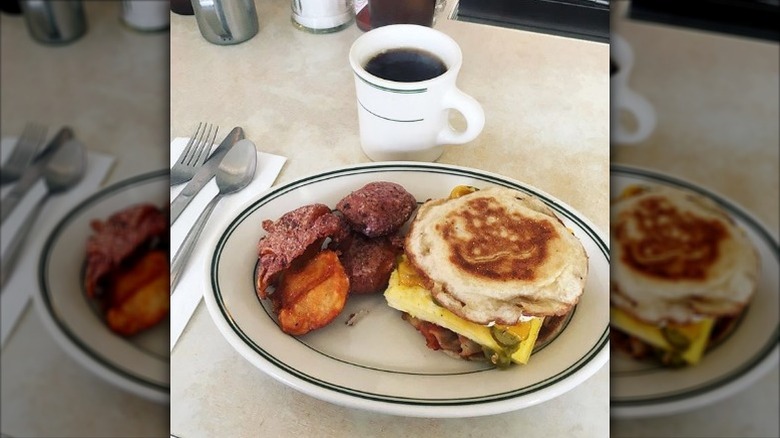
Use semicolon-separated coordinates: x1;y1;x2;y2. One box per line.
0;1;169;437
170;1;609;437
610;3;779;437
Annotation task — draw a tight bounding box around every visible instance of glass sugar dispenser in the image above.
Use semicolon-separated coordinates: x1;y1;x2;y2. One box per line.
291;0;354;34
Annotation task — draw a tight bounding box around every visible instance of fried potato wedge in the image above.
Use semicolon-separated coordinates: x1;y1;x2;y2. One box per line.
106;250;169;336
277;250;349;335
110;250;168;307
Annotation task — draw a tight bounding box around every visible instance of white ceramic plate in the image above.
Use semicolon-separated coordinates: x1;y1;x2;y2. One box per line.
204;162;609;418
35;170;169;402
610;165;779;418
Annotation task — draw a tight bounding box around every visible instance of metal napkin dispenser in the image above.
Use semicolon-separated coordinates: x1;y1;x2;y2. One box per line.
192;0;259;45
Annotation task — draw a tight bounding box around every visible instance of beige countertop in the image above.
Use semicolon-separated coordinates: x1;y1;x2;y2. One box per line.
0;2;168;437
610;3;779;437
170;1;609;437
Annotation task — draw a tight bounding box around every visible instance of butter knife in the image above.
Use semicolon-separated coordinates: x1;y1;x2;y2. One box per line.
0;126;74;223
170;126;244;224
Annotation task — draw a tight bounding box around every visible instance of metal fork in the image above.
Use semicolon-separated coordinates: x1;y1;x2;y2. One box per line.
170;122;218;186
0;123;48;185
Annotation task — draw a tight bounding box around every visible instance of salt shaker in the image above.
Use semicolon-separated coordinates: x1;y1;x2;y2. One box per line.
291;0;353;34
192;0;258;45
19;0;86;45
121;0;169;32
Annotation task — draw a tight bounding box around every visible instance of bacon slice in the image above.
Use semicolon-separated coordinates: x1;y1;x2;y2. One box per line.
402;314;484;360
85;204;167;298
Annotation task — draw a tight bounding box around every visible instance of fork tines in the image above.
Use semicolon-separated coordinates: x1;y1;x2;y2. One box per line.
0;123;48;185
183;122;215;165
170;122;218;186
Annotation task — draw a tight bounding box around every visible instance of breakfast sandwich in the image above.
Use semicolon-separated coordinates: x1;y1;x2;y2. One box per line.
384;186;589;368
610;185;759;366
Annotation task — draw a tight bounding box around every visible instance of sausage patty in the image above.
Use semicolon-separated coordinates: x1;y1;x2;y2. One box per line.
339;233;403;294
336;182;417;238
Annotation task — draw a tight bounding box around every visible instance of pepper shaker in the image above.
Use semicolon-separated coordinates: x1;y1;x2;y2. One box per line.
20;0;86;45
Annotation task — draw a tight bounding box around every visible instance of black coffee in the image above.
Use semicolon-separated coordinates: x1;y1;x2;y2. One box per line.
364;48;447;82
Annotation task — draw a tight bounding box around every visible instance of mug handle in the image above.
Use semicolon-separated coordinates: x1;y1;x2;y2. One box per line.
614;88;656;145
436;88;485;146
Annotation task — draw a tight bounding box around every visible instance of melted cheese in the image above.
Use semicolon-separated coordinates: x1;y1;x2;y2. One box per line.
384;260;543;365
611;307;715;365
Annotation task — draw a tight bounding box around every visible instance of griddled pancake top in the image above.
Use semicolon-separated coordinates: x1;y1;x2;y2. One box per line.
440;195;557;283
614;193;729;282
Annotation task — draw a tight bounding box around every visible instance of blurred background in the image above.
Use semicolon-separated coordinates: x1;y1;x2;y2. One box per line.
1;1;169;437
610;0;779;437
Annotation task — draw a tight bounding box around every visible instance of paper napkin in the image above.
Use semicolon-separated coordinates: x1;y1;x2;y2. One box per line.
0;137;114;346
169;137;286;351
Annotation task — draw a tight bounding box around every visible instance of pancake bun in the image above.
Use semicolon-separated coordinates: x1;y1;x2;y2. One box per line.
405;187;588;325
611;185;759;324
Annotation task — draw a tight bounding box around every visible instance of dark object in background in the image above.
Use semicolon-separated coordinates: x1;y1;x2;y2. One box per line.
0;0;22;14
171;0;194;15
630;0;780;42
356;2;371;30
457;0;609;43
369;0;435;28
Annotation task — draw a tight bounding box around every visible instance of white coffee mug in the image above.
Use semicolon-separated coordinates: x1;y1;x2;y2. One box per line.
349;24;485;162
611;34;656;145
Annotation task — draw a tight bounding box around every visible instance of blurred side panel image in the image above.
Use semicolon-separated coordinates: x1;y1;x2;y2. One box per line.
0;1;169;437
609;1;779;437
